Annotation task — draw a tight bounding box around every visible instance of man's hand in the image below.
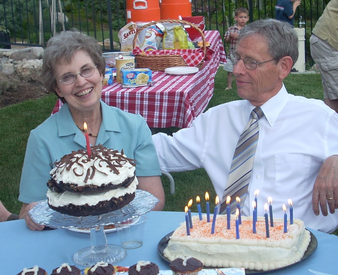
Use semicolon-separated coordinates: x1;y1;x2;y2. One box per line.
312;155;338;216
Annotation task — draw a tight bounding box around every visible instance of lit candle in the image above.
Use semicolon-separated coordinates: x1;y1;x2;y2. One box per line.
235;208;240;239
268;196;274;227
264;203;270;238
185;206;190;235
254;190;259;209
211;196;219;234
252;200;257;233
288;199;293;224
196;196;202;220
283;204;287;233
205;192;210;222
253;198;257;224
226;196;231;229
83;122;91;158
236;197;241;224
188;199;193;229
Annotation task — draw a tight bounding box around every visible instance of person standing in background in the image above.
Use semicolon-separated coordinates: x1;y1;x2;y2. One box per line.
223;7;249;91
275;0;301;26
310;0;338;113
275;0;301;72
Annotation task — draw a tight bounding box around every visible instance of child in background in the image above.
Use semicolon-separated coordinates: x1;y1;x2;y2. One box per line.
223;7;249;90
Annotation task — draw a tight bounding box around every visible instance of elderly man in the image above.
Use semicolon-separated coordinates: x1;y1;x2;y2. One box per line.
152;19;338;233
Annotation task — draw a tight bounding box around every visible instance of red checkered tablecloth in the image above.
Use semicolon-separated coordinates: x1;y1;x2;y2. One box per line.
52;30;226;128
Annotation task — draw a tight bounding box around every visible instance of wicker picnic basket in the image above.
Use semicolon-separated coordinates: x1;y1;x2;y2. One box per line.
132;19;206;71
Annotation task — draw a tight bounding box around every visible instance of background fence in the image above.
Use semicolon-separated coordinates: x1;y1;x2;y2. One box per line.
0;0;329;67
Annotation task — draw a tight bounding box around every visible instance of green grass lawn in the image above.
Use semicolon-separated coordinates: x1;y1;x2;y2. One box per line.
2;68;336;235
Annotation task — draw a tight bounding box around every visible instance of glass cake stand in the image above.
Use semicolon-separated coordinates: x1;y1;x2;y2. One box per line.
29;190;159;266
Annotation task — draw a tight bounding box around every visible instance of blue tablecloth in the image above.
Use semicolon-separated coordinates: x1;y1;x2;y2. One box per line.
1;211;337;274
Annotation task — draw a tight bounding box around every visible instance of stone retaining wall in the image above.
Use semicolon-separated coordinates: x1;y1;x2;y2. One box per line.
0;47;44;85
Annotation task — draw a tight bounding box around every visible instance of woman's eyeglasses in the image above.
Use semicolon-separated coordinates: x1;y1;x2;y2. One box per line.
58;65;97;85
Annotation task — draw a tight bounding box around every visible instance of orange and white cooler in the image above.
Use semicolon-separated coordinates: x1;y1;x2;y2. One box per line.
160;0;192;19
126;0;161;23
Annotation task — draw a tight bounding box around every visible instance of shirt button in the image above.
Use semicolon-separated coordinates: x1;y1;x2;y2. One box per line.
256;175;260;179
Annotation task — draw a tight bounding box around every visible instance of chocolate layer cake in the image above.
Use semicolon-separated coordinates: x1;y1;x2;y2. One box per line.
47;145;138;216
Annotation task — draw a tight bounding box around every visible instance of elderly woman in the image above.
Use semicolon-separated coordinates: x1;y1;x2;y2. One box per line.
18;30;165;230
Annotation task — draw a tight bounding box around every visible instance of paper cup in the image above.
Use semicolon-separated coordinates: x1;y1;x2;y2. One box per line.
103;52;132;68
115;56;135;83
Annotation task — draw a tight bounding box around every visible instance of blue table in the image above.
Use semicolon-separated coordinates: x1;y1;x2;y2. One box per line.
1;211;337;274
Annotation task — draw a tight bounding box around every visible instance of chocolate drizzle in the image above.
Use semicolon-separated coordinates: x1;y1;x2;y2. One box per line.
52;144;136;184
87;262;115;275
51;264;81;275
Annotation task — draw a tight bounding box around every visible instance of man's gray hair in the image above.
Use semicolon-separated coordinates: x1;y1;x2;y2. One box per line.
238;19;298;65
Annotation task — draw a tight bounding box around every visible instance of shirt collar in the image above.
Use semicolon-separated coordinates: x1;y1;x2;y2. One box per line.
56;100;121;138
260;84;288;126
56;103;77;137
100;100;121;133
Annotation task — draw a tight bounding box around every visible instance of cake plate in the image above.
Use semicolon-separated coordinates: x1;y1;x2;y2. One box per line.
29;190;159;266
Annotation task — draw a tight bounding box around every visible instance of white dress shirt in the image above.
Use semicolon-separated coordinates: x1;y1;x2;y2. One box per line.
152;85;338;233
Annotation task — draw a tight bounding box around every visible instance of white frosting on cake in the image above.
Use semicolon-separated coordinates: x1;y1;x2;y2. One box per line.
164;215;311;271
56;263;71;273
47;177;138;207
22;266;39;275
50;147;135;186
136;261;151;271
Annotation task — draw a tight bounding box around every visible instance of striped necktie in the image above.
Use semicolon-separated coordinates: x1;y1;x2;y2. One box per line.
220;107;264;214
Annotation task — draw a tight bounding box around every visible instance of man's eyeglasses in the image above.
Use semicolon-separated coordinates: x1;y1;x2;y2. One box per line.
58;65;97;85
232;54;276;70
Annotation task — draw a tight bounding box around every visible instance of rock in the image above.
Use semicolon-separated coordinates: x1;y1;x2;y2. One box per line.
10;47;44;61
0;48;44;86
15;59;43;82
102;39;121;50
1;63;15;75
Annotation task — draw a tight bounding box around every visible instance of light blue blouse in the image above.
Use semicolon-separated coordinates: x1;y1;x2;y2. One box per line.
19;101;161;203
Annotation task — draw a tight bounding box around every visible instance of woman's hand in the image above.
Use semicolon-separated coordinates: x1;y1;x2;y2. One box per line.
19;202;45;231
